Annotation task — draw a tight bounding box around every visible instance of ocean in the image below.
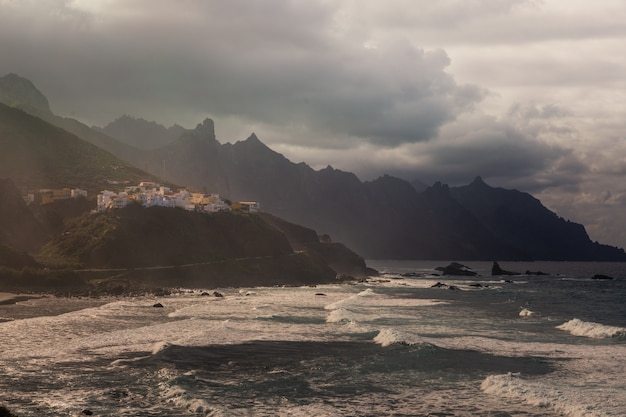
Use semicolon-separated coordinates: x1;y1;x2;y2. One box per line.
1;260;625;416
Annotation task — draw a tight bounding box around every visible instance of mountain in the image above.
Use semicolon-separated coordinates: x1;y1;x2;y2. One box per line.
0;73;143;169
2;73;624;261
449;177;626;261
95;115;185;150
0;73;53;118
139;118;230;192
98;115;625;261
0;102;161;194
191;133;526;260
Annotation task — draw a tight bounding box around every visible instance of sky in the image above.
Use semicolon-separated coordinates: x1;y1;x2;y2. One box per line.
1;0;625;249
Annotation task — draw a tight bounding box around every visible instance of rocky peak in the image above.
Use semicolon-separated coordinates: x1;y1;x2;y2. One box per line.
470;176;489;188
193;118;215;139
0;73;52;115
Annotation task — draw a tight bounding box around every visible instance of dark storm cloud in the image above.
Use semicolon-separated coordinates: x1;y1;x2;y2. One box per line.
357;114;584;192
1;0;625;248
0;0;482;146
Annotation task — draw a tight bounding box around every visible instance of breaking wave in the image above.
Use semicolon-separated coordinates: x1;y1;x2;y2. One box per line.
556;318;625;339
373;328;429;347
482;372;611;417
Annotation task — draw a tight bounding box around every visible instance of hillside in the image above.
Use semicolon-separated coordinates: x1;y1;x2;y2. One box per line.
0;102;161;194
0;173;373;291
37;204;373;288
0;73;52;118
0;178;48;252
39;204;293;268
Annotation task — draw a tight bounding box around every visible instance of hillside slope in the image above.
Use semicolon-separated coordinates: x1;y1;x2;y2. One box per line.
37;205;374;287
0;178;48;252
0;103;161;194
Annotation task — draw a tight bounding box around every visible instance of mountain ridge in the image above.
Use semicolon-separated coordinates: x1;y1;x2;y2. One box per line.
1;73;624;261
94;115;185;150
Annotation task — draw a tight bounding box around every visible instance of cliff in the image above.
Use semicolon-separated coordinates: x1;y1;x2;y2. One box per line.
450;177;626;261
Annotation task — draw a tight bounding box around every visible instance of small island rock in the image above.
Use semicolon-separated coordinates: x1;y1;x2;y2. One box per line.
492;262;519;276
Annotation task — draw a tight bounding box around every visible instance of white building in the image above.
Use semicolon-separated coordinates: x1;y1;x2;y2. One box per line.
95;183;234;214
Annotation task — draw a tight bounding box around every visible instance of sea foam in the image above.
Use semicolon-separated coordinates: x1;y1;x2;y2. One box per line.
556;318;625;339
373;328;428;347
482;373;612;417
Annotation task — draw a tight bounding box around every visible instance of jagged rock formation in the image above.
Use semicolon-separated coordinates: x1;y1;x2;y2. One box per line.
95;115;185;150
0;73;52;117
2;73;625;261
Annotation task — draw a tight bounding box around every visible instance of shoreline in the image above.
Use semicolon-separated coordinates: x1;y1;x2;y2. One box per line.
0;292;37;306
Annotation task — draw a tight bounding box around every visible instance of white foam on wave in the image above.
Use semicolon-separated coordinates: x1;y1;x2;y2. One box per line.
325;292;446;312
152;341;173;355
556;318;625;339
326;308;356;323
481;372;613;417
519;308;534;317
159;380;215;416
373;328;429;347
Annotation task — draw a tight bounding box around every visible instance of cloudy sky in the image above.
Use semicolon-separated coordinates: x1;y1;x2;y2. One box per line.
1;0;625;248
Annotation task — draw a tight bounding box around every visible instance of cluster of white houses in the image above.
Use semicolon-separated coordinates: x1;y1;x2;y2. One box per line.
96;182;259;214
23;182;259;214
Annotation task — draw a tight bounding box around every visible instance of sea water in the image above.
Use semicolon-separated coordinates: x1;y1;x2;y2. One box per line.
1;261;625;416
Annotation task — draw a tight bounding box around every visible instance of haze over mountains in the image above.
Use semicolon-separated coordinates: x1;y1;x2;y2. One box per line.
1;72;625;262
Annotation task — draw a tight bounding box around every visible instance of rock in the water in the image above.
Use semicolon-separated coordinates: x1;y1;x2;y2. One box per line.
519;308;534;317
435;262;477;276
491;262;519;276
152;303;164;308
591;274;613;280
525;270;548;276
81;410;93;416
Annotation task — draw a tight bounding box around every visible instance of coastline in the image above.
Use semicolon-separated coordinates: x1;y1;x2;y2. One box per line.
0;292;35;306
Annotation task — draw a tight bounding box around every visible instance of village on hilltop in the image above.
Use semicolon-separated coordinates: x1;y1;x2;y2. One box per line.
23;181;259;214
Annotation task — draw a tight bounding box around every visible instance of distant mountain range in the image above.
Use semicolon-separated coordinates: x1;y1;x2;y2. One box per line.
1;72;625;262
94;115;185;150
